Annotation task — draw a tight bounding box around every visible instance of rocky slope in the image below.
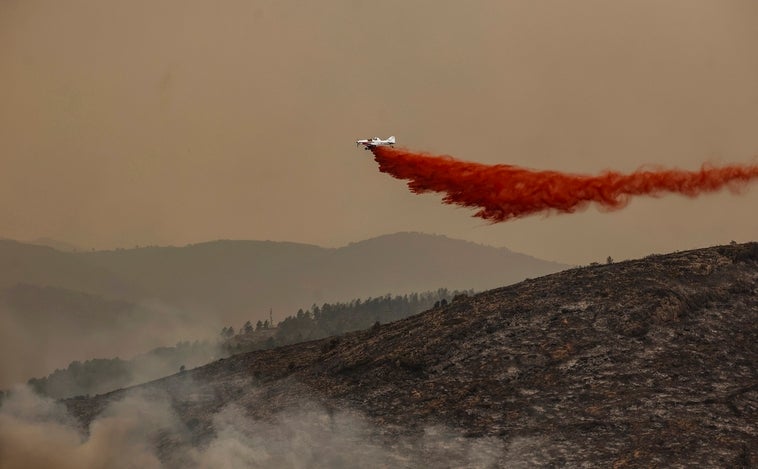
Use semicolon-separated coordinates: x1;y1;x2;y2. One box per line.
65;243;757;467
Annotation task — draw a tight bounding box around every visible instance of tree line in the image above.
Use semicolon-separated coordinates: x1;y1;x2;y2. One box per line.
221;288;471;353
27;341;217;399
27;288;471;398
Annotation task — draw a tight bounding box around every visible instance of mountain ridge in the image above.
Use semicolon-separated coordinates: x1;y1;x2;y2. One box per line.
1;232;569;323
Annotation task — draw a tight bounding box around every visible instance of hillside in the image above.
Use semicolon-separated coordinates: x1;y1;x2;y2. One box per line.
61;242;757;467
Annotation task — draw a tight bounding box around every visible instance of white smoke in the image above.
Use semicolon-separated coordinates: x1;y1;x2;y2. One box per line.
0;386;512;469
0;386;170;469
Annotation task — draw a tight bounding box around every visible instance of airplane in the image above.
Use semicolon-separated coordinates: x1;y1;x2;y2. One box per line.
355;136;395;150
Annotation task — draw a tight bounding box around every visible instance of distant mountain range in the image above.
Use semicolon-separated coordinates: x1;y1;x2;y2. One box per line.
0;232;568;387
0;232;570;324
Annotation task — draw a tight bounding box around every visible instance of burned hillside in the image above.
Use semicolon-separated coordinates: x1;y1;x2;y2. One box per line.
64;243;757;467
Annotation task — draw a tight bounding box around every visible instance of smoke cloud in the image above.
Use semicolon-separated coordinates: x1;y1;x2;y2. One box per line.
0;386;509;468
0;387;170;469
372;147;758;222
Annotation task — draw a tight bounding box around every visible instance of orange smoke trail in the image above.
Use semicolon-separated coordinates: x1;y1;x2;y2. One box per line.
371;146;758;222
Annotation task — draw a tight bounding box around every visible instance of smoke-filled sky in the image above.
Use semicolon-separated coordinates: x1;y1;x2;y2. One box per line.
2;0;757;264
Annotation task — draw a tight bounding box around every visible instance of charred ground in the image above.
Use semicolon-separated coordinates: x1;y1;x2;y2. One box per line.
65;243;757;467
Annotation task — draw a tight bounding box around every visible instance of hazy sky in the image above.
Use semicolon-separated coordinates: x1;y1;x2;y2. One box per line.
2;0;757;264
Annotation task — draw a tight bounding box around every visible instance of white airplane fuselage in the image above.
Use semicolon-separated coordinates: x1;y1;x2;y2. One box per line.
356;136;396;150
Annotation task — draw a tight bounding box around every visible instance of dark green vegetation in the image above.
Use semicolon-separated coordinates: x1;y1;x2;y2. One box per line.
28;289;467;399
66;242;758;467
225;289;470;353
27;341;218;399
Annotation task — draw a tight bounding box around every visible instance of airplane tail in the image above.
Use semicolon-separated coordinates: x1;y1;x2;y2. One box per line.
388;136;396;144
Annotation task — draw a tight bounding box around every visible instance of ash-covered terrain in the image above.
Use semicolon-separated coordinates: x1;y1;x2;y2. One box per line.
5;243;756;467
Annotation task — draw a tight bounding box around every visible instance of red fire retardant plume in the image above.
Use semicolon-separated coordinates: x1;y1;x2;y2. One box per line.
371;146;758;222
